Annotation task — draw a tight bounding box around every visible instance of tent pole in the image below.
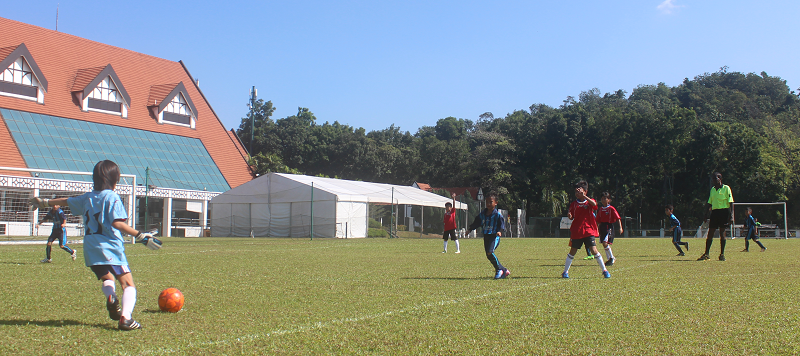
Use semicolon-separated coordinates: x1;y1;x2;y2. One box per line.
390;187;394;238
310;182;314;240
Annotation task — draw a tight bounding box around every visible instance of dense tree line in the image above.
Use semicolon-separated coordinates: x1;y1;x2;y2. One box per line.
237;68;800;228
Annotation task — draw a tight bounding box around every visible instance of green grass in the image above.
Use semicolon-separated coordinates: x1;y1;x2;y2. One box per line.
1;237;799;355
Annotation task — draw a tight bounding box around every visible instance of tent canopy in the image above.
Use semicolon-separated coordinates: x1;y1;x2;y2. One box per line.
211;173;467;209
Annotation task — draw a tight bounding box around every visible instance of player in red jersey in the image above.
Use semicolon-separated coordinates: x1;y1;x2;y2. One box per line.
442;193;460;253
562;181;610;278
596;191;623;266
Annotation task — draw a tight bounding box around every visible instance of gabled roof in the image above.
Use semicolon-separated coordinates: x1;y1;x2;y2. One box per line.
0;17;253;188
70;64;131;106
147;81;197;116
0;43;48;91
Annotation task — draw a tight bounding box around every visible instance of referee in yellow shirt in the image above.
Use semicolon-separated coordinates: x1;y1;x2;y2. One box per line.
698;172;734;261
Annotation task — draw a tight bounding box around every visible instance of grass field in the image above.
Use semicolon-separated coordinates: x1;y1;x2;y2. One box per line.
1;236;799;355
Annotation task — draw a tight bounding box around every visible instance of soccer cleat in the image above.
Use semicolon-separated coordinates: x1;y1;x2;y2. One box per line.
500;269;510;279
719;254;726;261
676;252;685;256
493;270;504;279
107;295;121;321
561;272;569;279
740;249;748;252
583;255;595;260
441;251;446;253
71;250;77;260
605;258;615;266
761;247;767;252
40;258;51;263
118;317;142;331
455;250;461;254
603;270;611;278
697;254;710;261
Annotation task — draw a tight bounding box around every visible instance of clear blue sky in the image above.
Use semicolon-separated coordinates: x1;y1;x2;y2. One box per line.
6;1;799;133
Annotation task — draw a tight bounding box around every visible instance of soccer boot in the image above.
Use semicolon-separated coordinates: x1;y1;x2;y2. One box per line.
603;270;611;278
118;317;142;331
676;252;685;256
697;254;710;261
561;272;569;279
40;258;51;263
499;269;510;279
494;270;504;279
583;255;595;260
107;295;122;321
740;249;748;252
605;258;615;266
455;250;461;254
71;250;77;260
761;247;767;252
718;254;726;261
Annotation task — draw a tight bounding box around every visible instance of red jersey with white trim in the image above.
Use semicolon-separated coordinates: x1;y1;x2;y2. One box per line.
569;199;599;239
596;204;620;224
443;208;457;231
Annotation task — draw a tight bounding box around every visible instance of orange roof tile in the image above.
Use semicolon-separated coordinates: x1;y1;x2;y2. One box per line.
0;17;253;189
70;66;105;92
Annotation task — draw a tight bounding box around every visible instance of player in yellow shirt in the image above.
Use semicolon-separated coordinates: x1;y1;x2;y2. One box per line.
698;172;734;261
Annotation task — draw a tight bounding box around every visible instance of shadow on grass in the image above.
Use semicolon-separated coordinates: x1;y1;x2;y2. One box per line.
0;319;115;329
0;261;31;265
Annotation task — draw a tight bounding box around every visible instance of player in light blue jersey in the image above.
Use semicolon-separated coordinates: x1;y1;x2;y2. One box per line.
30;160;161;331
665;205;688;256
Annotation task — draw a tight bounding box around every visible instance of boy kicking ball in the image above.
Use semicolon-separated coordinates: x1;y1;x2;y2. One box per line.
562;181;610;279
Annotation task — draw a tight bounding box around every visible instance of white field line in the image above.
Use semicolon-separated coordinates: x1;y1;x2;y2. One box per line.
166;259;666;352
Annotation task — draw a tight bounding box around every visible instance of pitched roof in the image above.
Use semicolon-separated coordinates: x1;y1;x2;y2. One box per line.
0;17;252;188
70;64;132;106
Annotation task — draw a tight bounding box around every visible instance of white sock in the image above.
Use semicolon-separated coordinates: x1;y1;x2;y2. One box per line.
102;280;116;298
605;247;614;260
564;254;574;274
455;240;460;252
443;241;448;251
594;253;607;271
121;286;137;320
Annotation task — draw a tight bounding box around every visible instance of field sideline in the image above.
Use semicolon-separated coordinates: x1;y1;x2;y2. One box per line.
1;237;798;355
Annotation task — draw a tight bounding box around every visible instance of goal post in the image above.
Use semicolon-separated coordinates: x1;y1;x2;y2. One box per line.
731;202;788;239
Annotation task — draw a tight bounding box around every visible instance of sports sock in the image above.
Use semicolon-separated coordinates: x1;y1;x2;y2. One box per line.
443;241;447;252
594;253;606;271
102;280;116;298
585;247;592;257
455;240;460;252
745;239;750;250
674;243;683;253
46;246;51;259
755;240;766;249
720;237;727;254
564;254;574;273
704;237;713;255
121;286;137;320
605;247;614;260
61;245;74;254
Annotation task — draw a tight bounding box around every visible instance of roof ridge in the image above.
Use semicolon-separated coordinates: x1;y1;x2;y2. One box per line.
0;16;180;65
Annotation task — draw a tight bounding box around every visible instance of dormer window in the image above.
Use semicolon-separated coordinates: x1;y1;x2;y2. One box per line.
148;82;198;128
0;43;48;103
71;64;131;118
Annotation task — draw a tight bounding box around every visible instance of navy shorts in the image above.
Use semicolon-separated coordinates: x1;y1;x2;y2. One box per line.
47;227;67;245
571;236;596;251
598;222;614;244
745;227;758;240
672;226;683;243
90;265;131;280
443;229;458;241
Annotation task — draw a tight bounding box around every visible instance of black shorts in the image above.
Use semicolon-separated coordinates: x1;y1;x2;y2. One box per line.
598;222;614;244
570;236;596;251
90;265;131;280
443;229;457;241
709;209;730;229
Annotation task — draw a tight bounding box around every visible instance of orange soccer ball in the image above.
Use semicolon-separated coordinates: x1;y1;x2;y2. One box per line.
158;288;184;313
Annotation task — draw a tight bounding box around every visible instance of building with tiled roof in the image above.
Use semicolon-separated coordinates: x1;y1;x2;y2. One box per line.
0;17;252;237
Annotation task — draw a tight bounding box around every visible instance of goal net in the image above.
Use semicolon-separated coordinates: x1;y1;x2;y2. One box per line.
731;202;788;239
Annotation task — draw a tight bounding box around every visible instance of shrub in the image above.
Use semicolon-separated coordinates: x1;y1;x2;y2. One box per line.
368;228;388;237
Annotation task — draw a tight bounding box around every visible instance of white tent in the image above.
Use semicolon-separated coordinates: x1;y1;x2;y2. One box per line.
210;173;466;238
